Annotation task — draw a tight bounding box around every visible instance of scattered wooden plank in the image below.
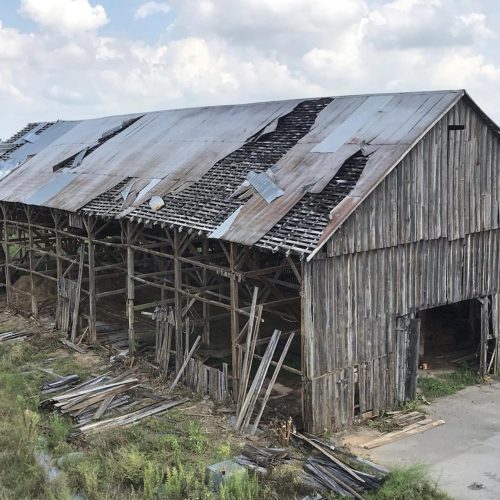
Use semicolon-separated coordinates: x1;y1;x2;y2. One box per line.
293;432;365;483
362;419;445;449
60;338;87;354
236;330;281;433
78;398;188;434
238;287;259;410
250;332;295;435
70;246;85;343
167;336;201;393
94;395;115;420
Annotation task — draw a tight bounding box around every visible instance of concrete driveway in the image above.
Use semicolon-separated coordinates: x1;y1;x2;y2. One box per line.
367;380;500;499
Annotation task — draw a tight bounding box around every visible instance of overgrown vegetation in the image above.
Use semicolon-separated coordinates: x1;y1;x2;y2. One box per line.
366;465;452;500
418;364;482;400
0;336;285;499
0;331;451;499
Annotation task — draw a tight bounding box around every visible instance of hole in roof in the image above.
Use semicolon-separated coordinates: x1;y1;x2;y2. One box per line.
52;116;143;172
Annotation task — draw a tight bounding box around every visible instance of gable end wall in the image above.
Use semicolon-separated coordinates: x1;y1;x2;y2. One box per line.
302;97;500;432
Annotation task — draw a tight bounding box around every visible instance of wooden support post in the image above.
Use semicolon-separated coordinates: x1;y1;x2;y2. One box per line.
174;230;183;372
202;239;210;344
86;217;97;343
2;204;11;308
126;220;136;356
479;296;490;376
26;207;38;316
70;246;84;342
230;242;240;398
492;293;500;375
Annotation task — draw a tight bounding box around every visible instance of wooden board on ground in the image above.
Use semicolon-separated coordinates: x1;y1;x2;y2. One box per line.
362;418;445;449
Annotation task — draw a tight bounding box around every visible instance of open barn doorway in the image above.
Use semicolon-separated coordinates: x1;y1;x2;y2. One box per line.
397;297;494;403
417;296;498;380
417;299;483;373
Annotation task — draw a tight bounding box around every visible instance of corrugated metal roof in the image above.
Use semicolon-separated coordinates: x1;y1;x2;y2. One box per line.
0;89;485;256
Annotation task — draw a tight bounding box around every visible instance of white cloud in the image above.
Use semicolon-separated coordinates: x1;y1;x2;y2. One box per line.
363;0;495;49
1;0;500;140
135;1;171;20
19;0;108;33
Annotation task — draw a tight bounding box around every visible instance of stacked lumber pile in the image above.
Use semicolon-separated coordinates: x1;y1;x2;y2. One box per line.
41;375;80;394
362;410;445;449
293;433;387;498
40;371;187;434
78;398;187;435
0;330;34;343
40;374;138;425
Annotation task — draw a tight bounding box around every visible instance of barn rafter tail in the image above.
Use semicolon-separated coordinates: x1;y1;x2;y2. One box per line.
1;89;500;432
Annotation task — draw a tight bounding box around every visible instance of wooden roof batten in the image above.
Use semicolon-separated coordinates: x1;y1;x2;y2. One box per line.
1;89;495;257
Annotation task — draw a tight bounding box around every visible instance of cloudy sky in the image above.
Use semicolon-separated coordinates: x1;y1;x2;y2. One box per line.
1;0;500;139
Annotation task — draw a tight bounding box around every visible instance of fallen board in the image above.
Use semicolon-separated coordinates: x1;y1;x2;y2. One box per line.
362;419;446;449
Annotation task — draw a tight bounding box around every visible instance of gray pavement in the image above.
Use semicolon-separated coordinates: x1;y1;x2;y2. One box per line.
368;380;500;500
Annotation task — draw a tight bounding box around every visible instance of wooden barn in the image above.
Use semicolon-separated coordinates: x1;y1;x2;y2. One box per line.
0;89;499;433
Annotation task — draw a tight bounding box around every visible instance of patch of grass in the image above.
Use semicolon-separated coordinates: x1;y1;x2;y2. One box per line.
220;471;262;500
186;420;208;454
0;342;36;370
46;413;72;449
418;364;482;400
367;465;451;499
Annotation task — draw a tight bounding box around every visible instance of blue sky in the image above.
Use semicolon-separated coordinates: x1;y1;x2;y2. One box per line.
0;0;176;42
1;0;500;139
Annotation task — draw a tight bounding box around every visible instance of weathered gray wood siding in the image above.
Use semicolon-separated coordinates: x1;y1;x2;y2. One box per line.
302;97;500;433
328;97;500;255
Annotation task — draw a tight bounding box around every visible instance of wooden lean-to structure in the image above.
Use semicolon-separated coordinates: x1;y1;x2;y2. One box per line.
1;90;500;433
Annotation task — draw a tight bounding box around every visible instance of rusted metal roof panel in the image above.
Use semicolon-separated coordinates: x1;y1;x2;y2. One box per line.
217;91;463;248
0;121;78;178
0;90;479;256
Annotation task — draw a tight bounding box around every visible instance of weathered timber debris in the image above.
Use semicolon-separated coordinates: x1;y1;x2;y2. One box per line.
236;444;291;471
293;433;387;498
41;374;80;394
40;369;187;434
0;330;34;342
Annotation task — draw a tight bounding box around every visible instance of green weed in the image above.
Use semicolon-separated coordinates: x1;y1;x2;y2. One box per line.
418;364;481;400
368;465;451;499
46;413;72;449
186;421;208;454
220;471;261;500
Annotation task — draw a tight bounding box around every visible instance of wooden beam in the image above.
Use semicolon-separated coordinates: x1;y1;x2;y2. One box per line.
230;242;240;398
85;217;97;343
2;204;11;307
70;246;85;342
126;220;136;355
174;230;183;372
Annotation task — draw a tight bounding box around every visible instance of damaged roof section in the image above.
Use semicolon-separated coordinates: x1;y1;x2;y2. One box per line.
84;98;331;235
0;90;476;256
0;121;75;178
